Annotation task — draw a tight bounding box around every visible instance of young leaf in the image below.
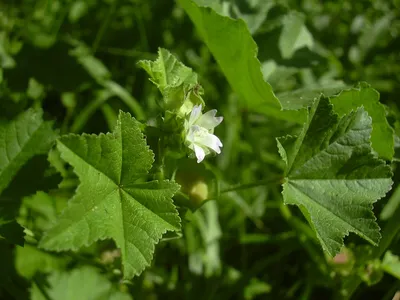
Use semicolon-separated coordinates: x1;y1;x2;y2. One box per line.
138;48;201;111
31;266;132;300
277;96;392;256
0;108;57;194
178;0;305;122
330;82;394;161
39;111;181;278
138;48;198;92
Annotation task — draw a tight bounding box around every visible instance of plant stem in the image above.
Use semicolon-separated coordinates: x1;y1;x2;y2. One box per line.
220;176;282;194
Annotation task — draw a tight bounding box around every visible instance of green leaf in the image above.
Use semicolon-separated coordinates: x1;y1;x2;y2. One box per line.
31;266;132;300
0;108;57;195
15;244;69;279
277;96;392;256
39;111;181;278
138;48;198;92
277;80;347;110
279;12;314;59
330;83;394;161
0;109;57;245
138;48;202;111
18;191;68;233
178;0;305;122
381;251;400;280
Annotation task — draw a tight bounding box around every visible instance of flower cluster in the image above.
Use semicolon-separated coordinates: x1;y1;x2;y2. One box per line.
184;105;223;163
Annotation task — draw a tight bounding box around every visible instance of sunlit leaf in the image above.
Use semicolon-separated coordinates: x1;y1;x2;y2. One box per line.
39;111;180;278
138;48;201;111
178;0;305;122
277;96;392;256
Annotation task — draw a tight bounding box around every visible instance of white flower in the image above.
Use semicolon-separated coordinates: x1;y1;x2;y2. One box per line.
185;105;223;163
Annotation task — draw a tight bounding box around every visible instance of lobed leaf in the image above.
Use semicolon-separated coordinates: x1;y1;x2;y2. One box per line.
39;111;181;278
330;82;394;161
277;96;392;256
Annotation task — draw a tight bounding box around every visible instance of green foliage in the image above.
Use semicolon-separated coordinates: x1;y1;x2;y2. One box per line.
39;112;180;279
0;108;57;194
31;266;132;300
0;108;57;244
0;201;24;245
178;0;304;122
18;191;68;233
278;96;392;256
185;200;221;277
380;184;400;220
0;0;399;299
330;83;394;160
279;12;314;60
15;244;69;279
382;251;400;280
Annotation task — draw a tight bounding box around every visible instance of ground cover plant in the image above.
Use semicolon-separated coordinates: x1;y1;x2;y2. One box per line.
1;0;400;299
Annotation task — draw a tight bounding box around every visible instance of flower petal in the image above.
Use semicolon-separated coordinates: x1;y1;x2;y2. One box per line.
186;125;198;143
195;132;223;154
188;104;202;127
194;144;206;163
197;110;223;130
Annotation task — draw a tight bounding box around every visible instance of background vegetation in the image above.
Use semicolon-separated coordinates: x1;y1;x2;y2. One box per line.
1;0;400;299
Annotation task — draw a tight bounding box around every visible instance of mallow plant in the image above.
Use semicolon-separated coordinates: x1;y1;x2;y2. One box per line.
0;4;399;296
3;47;396;294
